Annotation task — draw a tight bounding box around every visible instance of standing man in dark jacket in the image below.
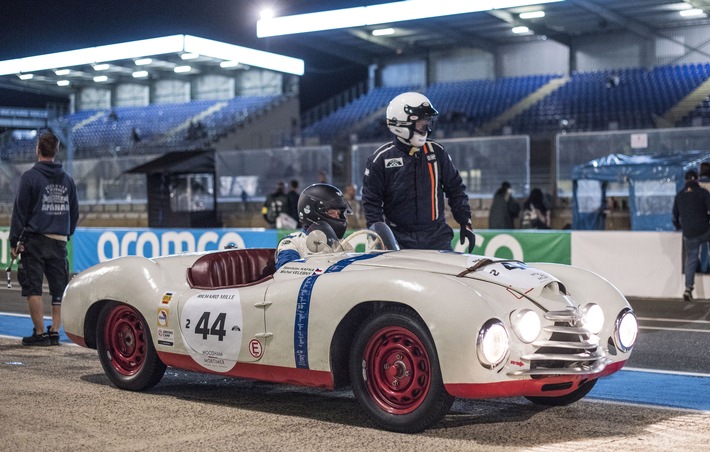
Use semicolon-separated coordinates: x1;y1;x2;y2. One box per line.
10;130;79;345
672;170;710;301
488;181;521;229
362;92;475;251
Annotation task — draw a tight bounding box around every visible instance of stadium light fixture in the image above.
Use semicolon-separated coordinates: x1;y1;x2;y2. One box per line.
372;28;395;36
93;75;108;82
135;58;152;66
512;26;530;33
519;11;545;19
93;63;110;71
57;80;70;86
54;68;70;76
680;8;705;17
181;52;199;60
256;0;565;37
18;73;33;80
132;70;149;78
174;65;192;73
220;60;240;68
0;34;304;76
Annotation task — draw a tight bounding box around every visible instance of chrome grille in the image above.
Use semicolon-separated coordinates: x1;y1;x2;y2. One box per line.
508;307;609;376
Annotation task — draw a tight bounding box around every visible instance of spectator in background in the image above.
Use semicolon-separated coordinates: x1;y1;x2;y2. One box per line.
343;183;362;228
287;179;301;227
362;92;475;252
488;181;520;229
262;181;289;228
9;130;79;346
673;170;710;301
520;188;551;229
697;162;710;272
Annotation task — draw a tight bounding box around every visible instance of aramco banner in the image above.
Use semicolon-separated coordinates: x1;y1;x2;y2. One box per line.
71;228;278;272
0;227;570;273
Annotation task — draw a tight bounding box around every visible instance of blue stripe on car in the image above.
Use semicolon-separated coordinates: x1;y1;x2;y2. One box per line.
293;253;381;368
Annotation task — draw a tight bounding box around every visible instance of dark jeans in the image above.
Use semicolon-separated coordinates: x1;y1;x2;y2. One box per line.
683;229;710;289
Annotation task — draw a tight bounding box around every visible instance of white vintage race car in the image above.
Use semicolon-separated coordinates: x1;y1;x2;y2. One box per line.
62;228;638;433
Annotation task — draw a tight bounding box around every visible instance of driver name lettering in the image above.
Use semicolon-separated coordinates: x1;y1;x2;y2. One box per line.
196;294;235;299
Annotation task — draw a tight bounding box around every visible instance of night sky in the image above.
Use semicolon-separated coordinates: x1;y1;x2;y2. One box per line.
0;0;390;110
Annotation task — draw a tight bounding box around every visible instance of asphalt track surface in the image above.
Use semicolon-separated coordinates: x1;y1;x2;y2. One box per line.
1;286;709;451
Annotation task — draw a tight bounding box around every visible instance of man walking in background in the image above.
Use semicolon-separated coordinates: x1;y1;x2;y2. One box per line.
9;130;79;345
672;170;710;302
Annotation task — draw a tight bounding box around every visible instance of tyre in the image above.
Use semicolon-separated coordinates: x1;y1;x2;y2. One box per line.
349;306;454;433
525;378;597;406
97;301;166;391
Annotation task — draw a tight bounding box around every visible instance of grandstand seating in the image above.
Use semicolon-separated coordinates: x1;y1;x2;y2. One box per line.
4;63;710;161
0;95;282;161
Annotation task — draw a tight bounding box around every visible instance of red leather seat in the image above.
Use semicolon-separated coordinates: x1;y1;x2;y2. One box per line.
187;248;276;289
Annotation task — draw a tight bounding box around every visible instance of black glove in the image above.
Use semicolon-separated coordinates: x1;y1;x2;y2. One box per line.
460;222;476;253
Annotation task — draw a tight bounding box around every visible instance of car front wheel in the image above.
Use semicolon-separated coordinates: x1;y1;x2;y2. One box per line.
97;301;166;391
349;306;454;433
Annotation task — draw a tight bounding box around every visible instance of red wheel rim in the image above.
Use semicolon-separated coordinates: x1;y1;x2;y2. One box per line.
104;305;147;376
362;326;431;414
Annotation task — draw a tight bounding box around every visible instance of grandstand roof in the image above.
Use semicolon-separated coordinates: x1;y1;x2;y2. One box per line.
1;1;710;108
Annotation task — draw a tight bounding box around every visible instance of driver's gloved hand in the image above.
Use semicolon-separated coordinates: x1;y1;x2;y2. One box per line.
460;221;476;253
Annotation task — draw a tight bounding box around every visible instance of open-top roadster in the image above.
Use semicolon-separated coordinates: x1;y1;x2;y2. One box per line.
62;227;637;433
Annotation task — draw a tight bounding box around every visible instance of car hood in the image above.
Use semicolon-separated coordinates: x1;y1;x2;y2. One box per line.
349;250;563;300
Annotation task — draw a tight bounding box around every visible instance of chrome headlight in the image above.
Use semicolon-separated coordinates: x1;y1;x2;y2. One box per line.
614;308;638;352
477;319;509;369
510;309;541;343
582;303;604;334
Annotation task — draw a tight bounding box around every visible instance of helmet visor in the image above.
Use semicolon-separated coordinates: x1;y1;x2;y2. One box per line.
404;102;438;120
319;197;353;219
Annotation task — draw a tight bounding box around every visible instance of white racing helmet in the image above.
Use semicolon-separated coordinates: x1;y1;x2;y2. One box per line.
386;92;439;147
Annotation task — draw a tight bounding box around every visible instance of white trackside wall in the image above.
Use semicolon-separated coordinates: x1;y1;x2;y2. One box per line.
571;231;708;300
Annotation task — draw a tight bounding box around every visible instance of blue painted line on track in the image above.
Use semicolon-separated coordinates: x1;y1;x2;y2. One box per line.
588;368;710;412
0;313;70;344
1;313;708;412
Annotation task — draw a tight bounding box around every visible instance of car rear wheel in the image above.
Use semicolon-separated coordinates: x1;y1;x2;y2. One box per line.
97;301;166;391
349;306;454;433
525;378;597;406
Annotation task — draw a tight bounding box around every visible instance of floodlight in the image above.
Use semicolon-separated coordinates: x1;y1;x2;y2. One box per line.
93;75;108;82
372;28;395;36
57;80;70;86
18;73;33;80
174;65;192;73
132;70;149;78
220;60;240;68
181;52;199;60
680;9;704;17
54;69;70;75
512;26;530;33
93;63;110;71
520;11;545;19
257;0;564;37
135;58;152;66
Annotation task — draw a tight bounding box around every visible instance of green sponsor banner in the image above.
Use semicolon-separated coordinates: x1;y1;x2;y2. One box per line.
278;227;571;264
462;230;571;264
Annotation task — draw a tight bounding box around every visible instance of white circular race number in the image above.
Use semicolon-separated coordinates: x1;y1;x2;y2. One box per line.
180;289;243;372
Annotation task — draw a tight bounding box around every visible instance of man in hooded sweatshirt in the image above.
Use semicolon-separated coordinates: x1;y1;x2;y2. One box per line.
9;130;79;346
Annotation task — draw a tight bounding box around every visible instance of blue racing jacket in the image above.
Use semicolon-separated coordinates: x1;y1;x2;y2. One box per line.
362;138;471;231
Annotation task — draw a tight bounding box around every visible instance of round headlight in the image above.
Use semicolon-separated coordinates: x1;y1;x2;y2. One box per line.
582;303;605;334
477;319;509;369
615;308;638;352
511;309;541;343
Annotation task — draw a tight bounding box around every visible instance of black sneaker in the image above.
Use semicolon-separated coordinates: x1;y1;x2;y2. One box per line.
22;328;50;346
47;327;60;346
683;288;693;302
